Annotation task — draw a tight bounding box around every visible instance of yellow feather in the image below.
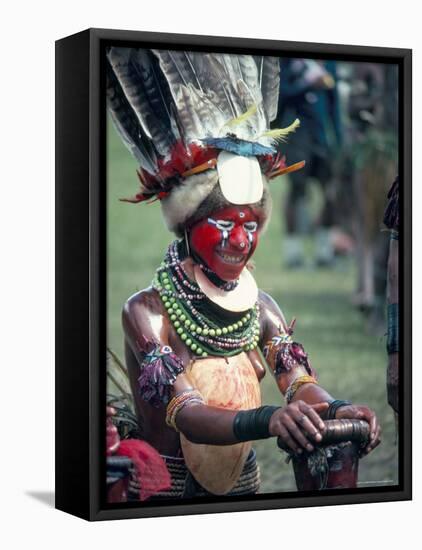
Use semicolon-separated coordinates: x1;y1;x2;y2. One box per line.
260;118;301;142
224;103;258;128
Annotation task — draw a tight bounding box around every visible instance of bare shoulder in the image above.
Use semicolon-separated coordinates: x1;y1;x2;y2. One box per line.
258;289;288;336
123;286;163;320
122;286;169;347
258;289;286;321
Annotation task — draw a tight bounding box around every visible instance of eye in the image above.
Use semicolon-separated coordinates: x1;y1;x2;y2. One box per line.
209;219;235;231
243;221;258;233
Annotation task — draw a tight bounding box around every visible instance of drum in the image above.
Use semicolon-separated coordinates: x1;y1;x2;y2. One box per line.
278;419;370;490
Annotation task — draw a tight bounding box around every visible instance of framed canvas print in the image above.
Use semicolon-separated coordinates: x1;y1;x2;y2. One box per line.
55;28;411;521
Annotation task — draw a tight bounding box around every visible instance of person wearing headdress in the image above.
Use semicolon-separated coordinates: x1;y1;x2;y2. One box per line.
106;48;381;499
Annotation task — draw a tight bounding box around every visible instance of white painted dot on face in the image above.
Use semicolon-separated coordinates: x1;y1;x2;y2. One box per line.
239;212;245;218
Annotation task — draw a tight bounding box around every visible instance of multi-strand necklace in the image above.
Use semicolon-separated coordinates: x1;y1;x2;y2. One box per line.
152;240;260;357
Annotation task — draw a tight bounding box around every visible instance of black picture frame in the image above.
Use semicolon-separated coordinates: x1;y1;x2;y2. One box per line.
55;27;412;521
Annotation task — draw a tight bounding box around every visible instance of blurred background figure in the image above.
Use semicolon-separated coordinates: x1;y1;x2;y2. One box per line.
337;61;398;333
275;58;398;334
275;58;343;268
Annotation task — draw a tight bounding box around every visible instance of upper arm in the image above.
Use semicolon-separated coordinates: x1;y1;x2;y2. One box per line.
259;290;289;345
122;289;193;406
258;290;316;395
122;290;170;358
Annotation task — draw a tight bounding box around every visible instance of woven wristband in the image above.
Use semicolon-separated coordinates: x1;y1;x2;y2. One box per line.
326;399;352;420
233;406;280;442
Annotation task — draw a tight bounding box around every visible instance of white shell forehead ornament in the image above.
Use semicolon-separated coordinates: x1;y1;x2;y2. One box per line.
216;151;263;205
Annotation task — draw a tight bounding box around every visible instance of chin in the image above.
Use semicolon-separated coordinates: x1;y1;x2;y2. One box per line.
214;260;246;281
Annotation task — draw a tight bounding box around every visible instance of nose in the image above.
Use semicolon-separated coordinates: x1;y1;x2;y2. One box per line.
228;226;249;251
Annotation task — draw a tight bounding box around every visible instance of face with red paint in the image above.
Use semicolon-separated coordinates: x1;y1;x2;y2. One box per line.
189;205;262;281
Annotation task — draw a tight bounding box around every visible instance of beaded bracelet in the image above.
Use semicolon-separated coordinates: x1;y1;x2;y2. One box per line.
166;389;205;431
285;375;318;403
166;389;199;422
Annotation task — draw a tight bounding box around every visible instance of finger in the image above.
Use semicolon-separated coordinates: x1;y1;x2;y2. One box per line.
106;424;118;435
365;425;381;453
311;402;329;411
294;404;323;441
277;423;302;454
360;410;377;445
310;402;330;416
372;430;381;450
369;414;378;440
107;406;116;416
107;440;120;454
284;415;314;452
299;402;326;433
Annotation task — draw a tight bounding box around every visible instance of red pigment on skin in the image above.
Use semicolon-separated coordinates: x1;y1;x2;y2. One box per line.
189;205;262;281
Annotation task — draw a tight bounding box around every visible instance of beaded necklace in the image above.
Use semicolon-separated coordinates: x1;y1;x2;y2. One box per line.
152;240;261;357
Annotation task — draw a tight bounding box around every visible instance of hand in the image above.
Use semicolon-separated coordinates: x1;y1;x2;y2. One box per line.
335;404;381;455
269;400;329;454
106;406;120;456
387;353;399;413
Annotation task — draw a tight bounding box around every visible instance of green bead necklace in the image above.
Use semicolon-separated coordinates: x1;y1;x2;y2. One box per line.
152;242;261;357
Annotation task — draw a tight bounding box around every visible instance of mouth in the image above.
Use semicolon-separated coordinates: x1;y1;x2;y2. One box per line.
216;250;247;265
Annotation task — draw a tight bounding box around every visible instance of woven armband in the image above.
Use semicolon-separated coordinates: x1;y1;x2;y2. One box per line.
263;321;316;378
233;406;280;442
285;375;318;403
137;344;184;408
387;303;399;355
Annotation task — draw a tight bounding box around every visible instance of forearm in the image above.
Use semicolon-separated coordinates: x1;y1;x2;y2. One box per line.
176;403;281;445
292;383;333;410
175;404;239;445
262;326;334;410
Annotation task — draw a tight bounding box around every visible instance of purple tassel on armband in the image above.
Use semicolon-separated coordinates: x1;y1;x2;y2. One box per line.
138;344;184;408
264;319;317;378
274;342;315;377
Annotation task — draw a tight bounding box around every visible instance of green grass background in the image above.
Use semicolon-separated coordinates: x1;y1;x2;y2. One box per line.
107;118;398;493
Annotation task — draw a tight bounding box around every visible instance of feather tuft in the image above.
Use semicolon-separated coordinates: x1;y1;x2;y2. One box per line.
223;103;258;128
260;118;301;143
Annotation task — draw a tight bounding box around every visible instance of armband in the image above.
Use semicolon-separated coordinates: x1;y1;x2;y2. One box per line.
263;320;316;378
166;389;205;431
233;406;280;442
285;375;318;403
137;344;184;408
387;303;399;355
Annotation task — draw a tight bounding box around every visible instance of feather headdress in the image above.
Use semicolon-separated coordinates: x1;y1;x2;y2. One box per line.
107;47;302;234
